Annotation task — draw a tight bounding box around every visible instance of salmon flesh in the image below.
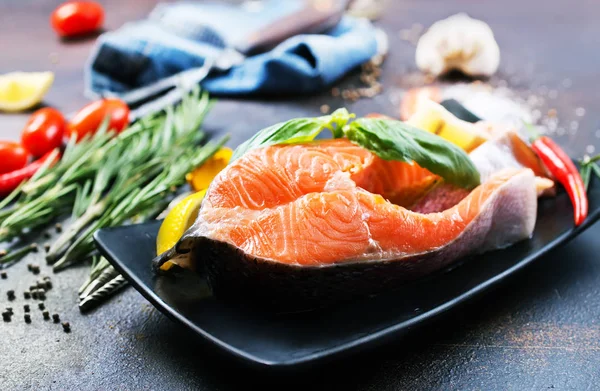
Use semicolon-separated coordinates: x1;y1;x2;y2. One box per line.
156;139;538;309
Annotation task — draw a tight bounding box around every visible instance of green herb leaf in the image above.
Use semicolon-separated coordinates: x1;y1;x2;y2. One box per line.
581;164;592;192
230;108;353;161
344;118;481;189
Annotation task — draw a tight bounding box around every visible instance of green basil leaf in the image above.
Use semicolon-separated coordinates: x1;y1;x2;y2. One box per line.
344;118;481;189
231;108;353;161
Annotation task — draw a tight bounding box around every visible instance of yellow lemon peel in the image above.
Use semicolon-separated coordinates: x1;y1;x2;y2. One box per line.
186;147;233;191
0;72;54;112
156;189;207;259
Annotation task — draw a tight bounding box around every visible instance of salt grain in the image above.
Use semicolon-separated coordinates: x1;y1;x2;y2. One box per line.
570;121;579;131
586;145;596;154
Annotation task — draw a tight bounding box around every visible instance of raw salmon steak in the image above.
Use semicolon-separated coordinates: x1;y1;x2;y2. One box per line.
157;138;538;309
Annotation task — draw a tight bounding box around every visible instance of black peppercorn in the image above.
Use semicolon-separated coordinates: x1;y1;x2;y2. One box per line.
55;223;63;233
31;290;38;300
7;290;15;300
6;307;13;315
38;303;45;310
2;312;11;322
23;291;31;299
62;322;70;333
31;266;40;275
0;272;6;279
44;281;52;290
43;232;51;239
52;313;60;323
23;305;30;313
38;291;46;300
42;311;50;320
27;264;33;271
24;314;31;323
43;244;50;253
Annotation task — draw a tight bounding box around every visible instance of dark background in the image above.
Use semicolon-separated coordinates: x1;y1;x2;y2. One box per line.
1;0;600;389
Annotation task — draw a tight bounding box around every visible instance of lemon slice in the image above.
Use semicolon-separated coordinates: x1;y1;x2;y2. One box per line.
186;147;233;191
406;99;489;152
0;72;54;112
156;190;207;262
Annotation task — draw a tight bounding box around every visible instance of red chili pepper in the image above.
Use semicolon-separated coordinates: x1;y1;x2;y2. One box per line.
0;150;61;197
531;136;588;226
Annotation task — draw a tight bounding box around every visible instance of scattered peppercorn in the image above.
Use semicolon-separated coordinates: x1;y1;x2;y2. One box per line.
2;312;11;322
62;322;71;333
0;272;6;279
43;244;51;253
23;305;30;313
27;264;33;271
23;291;31;299
38;291;46;300
31;265;40;275
52;313;60;323
38;303;45;310
55;223;63;233
24;314;31;323
6;307;13;315
31;290;38;300
42;311;50;320
43;232;51;239
44;281;52;290
7;290;15;300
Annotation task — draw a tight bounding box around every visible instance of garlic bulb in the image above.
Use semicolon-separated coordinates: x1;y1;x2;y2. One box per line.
415;13;500;78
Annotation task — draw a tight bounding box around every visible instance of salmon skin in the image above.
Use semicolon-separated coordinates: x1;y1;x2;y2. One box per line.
155;139;538;310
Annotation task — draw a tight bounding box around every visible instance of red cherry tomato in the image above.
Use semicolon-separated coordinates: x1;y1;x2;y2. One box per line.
0;141;30;175
21;108;66;157
51;1;104;38
67;98;130;141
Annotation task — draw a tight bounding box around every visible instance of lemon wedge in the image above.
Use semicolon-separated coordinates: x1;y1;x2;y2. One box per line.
156;189;207;262
186;147;233;191
406;99;489;152
0;72;55;112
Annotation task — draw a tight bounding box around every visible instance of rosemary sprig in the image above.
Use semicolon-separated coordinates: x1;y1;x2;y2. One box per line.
1;87;225;270
0;87;225;311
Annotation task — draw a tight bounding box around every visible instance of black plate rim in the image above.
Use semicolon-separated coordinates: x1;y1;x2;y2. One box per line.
94;205;600;368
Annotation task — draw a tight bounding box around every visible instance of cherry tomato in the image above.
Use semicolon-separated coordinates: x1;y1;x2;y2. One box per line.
67;98;130;141
21;108;66;157
51;1;104;38
0;141;30;175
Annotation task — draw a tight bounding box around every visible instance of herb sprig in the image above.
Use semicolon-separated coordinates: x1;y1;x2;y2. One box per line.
0;88;227;305
580;154;600;191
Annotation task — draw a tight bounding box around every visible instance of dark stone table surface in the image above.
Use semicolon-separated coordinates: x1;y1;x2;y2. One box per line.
1;0;600;389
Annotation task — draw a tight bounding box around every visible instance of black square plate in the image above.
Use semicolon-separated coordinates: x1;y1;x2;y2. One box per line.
94;178;600;368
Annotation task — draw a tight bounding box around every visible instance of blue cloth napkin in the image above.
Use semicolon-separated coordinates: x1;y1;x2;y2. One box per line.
85;0;383;99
